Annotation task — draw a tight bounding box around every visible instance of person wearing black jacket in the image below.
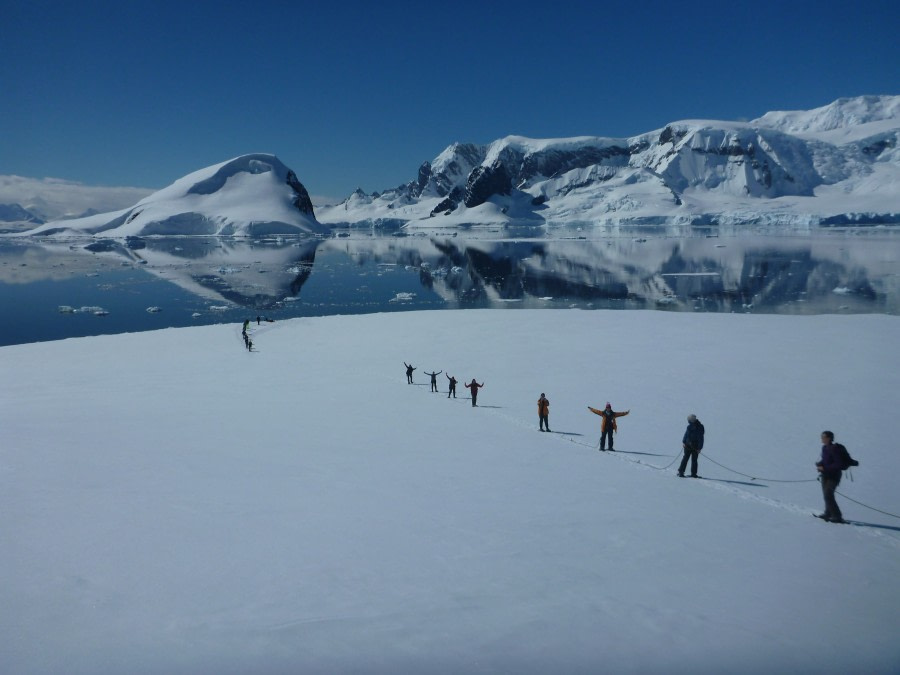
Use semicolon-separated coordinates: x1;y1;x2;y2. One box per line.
446;373;458;398
424;370;442;392
678;414;705;477
815;430;846;523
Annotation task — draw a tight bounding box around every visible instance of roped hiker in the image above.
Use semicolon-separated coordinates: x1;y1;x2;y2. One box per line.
424;370;442;392
588;402;630;451
815;430;848;524
404;362;416;384
538;393;551;432
465;379;484;407
446;373;458;398
678;414;705;477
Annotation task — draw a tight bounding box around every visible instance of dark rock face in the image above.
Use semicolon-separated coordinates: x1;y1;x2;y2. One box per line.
286;170;315;216
518;145;638;181
464;161;512;207
0;203;42;224
432;143;485;197
862;138;894;156
429;187;463;216
412;162;432;198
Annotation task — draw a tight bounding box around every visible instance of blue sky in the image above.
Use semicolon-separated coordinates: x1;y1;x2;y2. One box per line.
2;0;898;202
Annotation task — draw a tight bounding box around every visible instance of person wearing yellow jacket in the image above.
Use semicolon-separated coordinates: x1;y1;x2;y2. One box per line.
588;402;630;451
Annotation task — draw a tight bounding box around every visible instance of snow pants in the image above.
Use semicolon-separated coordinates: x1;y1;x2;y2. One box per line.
601;428;614;450
678;446;700;476
820;475;843;520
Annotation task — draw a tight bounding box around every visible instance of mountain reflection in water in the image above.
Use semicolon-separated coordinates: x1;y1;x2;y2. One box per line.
0;231;898;345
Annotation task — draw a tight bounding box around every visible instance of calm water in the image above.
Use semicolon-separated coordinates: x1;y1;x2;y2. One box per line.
1;230;899;346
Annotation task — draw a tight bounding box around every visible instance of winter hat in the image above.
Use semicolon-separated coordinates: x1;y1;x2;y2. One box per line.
605;402;611;408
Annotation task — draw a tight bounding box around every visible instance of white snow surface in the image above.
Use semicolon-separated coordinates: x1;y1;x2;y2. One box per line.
2;309;899;674
24;154;327;238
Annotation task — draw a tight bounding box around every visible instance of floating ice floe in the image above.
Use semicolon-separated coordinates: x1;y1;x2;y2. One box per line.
58;306;76;314
833;287;852;295
146;307;162;313
209;305;230;312
389;292;416;303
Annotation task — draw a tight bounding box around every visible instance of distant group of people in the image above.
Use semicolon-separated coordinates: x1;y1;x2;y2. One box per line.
404;363;483;407
241;320;253;351
240;317;279;351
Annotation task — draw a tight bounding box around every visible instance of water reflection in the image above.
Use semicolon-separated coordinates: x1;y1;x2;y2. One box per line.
327;233;899;314
2;236;322;310
0;231;898;343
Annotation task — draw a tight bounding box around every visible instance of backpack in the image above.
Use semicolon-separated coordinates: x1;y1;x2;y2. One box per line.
834;443;859;470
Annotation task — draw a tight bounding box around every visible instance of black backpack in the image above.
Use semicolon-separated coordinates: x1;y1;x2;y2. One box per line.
834;443;859;470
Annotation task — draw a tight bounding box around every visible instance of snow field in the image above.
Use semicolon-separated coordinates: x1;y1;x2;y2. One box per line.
2;309;899;674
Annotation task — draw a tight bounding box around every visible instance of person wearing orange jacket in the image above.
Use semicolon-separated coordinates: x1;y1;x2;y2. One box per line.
538;393;551;432
588;402;630;451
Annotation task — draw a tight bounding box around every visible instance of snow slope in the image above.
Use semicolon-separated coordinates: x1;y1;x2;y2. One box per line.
24;154;327;238
2;309;898;673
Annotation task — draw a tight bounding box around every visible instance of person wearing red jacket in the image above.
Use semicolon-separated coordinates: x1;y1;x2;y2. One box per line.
465;379;484;407
588;402;630;451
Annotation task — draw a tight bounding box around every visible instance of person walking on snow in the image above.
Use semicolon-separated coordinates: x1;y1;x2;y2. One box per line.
404;362;416;384
538;393;551;432
446;373;458;398
815;430;846;523
588;403;630;451
424;370;442;392
465;379;484;407
678;414;705;477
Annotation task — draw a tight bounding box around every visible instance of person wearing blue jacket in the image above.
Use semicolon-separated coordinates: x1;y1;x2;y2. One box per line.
677;414;705;477
815;430;846;523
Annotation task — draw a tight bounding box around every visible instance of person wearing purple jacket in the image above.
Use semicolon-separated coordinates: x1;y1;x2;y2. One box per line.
815;430;846;523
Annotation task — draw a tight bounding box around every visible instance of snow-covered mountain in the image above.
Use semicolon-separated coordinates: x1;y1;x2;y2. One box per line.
317;95;900;229
0;175;153;232
23;154;327;237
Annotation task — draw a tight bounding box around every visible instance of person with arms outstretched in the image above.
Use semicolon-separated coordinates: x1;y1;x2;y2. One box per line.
465;379;484;407
424;370;442;392
588;402;630;451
